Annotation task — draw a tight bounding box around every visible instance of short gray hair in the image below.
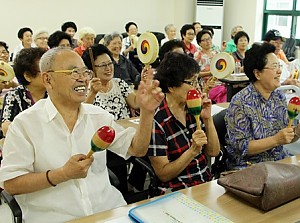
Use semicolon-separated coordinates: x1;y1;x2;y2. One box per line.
40;47;75;72
103;32;123;46
164;24;176;33
77;27;96;40
33;29;49;40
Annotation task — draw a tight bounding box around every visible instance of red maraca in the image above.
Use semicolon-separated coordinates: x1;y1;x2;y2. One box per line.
287;96;300;127
86;126;115;158
186;89;202;129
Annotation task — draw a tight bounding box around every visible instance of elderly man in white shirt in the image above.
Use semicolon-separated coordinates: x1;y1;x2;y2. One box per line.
0;47;164;223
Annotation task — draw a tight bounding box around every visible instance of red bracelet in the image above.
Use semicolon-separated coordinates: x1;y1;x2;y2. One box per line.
46;170;56;187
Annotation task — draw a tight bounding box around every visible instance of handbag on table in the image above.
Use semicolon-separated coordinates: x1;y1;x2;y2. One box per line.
217;162;300;211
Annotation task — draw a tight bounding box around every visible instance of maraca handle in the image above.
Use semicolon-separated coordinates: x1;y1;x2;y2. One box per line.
288;119;294;128
86;150;94;159
195;115;201;130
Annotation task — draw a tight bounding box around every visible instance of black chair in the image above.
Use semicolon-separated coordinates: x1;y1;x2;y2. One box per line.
283;38;297;62
95;34;106;44
1;190;22;223
121;32;128;39
123;157;160;204
150;31;165;47
211;109;229;179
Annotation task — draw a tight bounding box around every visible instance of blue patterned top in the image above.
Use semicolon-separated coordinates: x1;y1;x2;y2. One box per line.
225;83;290;170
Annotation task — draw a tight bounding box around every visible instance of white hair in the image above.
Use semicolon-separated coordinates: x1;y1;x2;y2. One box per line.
33;29;49;40
77;27;96;40
164;24;176;33
39;47;75;72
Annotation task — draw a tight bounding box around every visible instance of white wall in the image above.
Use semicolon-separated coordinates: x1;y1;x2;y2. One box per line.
2;0;265;53
1;0;195;53
223;0;264;45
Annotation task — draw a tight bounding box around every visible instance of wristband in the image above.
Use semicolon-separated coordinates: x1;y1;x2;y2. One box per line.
46;170;56;187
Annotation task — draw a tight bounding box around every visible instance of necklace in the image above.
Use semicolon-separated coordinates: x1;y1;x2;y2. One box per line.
99;81;112;93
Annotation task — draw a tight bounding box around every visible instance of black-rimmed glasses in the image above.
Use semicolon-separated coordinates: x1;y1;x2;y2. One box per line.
95;61;113;69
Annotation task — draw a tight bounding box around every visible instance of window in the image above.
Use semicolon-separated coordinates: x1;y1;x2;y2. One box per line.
263;0;300;42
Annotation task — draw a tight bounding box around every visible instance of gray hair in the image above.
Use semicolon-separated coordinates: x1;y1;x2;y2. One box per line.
33;29;49;40
231;25;243;37
164;24;176;33
40;47;75;72
77;27;96;40
103;32;123;46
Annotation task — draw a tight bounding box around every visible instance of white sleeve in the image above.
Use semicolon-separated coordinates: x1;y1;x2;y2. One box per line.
0;120;34;188
279;59;291;83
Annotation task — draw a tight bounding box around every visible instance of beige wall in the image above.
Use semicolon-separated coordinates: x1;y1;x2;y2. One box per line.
1;0;195;53
2;0;264;54
223;0;264;45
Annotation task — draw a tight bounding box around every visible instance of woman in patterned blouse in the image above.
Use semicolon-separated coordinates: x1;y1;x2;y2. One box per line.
82;44;139;120
82;44;149;195
1;48;47;136
225;43;300;170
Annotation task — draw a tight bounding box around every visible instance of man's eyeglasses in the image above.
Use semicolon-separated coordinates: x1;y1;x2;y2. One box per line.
47;67;93;80
183;79;200;87
95;61;113;69
264;63;283;71
37;37;48;41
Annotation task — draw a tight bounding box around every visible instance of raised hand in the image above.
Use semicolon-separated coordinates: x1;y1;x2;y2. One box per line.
89;77;103;94
136;76;164;113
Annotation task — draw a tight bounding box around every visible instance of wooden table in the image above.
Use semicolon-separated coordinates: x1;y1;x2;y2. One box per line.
67;155;300;223
219;74;249;102
116;103;230;130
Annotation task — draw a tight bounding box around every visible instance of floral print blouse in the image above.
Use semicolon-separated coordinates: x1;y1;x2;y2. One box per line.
93;78;133;120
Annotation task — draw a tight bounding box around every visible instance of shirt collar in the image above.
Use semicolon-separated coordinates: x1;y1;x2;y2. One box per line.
249;83;279;103
45;97;92;123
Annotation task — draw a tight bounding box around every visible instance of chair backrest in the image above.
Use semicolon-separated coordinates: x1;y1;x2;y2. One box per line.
123;157;160;204
95;34;105;44
211;109;228;178
1;190;22;223
150;31;165;47
212;109;227;146
282;38;296;61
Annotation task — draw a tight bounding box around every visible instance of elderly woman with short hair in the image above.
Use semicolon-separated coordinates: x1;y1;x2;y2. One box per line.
48;31;72;48
73;27;95;56
0;41;19;103
33;30;49;50
148;52;220;194
225;43;300;170
161;24;177;46
1;48;47;136
103;32;139;85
